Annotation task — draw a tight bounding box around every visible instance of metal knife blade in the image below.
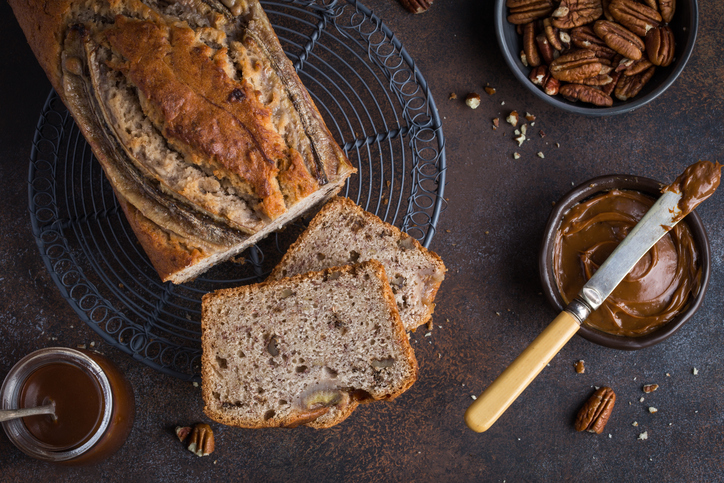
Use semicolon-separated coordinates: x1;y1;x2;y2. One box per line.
570;189;684;320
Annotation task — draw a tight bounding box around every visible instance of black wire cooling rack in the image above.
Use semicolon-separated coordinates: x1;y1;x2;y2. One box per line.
28;0;446;380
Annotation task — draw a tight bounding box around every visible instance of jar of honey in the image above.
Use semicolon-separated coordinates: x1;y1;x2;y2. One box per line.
1;347;135;465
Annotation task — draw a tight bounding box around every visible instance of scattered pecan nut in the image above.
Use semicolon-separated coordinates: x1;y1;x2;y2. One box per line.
614;65;655;100
507;0;555;25
465;92;481;109
187;423;215;457
594;20;645;60
560;83;614;106
551;0;604;29
608;0;662;37
549;49;603;82
398;0;433;13
646;26;675;67
575;386;616;434
524;22;542;67
643;383;659;393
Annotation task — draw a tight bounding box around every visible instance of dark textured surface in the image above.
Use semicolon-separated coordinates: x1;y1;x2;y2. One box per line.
1;0;723;480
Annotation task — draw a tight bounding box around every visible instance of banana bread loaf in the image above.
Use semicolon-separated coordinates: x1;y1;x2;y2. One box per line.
201;260;418;428
9;0;355;283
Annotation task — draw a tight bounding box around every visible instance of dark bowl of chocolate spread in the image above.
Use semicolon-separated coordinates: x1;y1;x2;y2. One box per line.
539;175;711;350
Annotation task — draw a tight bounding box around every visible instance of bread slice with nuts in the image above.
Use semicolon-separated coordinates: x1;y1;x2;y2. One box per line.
269;197;446;331
201;260;418;429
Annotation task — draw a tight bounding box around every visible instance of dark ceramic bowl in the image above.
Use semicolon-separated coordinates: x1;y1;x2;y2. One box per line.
539;175;711;350
495;0;699;116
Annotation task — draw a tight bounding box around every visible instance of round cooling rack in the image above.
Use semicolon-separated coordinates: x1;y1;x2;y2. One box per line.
28;0;446;381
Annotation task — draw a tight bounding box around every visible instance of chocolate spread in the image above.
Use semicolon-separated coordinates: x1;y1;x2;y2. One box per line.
663;161;723;222
553;189;701;337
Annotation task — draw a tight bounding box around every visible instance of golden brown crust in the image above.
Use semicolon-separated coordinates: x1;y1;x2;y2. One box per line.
201;260;418;429
115;194;208;282
10;0;356;284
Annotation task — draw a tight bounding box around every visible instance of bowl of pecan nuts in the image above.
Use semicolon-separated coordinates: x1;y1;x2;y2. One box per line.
496;0;698;115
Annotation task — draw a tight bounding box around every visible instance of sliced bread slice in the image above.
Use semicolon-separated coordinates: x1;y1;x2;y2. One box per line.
269;197;446;331
201;260;418;429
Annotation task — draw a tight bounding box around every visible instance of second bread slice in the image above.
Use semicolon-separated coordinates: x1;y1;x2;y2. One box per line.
269;197;446;331
201;260;418;429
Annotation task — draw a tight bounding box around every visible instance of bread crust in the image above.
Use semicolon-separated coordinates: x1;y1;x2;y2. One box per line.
270;197;446;330
201;260;418;429
9;0;355;283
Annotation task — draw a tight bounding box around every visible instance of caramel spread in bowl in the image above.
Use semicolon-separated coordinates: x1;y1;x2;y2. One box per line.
553;189;701;337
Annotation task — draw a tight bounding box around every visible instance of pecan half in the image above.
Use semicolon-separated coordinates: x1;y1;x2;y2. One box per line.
602;0;615;20
536;34;556;64
646;26;675;67
575;386;616;433
622;57;654;75
560;83;614;106
658;0;675;23
614;65;655;100
507;0;555;25
601;70;621;95
543;18;563;51
571;25;617;59
524;22;542;67
549;49;603;82
529;64;551;85
544;76;561;95
398;0;433;13
551;0;604;29
579;74;614;86
187;423;215;456
594;20;645;60
609;0;662;37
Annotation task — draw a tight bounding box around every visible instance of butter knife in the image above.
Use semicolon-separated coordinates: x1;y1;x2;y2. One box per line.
464;187;690;433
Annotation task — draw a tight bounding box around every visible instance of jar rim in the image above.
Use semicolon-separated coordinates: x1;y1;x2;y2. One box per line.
1;347;114;462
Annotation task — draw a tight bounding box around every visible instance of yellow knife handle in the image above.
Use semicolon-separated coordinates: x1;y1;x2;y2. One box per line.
464;311;581;433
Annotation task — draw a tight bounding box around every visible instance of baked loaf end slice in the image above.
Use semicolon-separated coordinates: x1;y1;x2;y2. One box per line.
201;260;418;429
269;197;446;331
9;0;355;284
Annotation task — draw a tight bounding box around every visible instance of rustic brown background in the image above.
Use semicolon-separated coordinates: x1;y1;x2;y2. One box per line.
1;0;723;481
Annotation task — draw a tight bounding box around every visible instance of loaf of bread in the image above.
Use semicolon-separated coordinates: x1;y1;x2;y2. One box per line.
201;260;418;428
269;197;446;331
9;0;355;283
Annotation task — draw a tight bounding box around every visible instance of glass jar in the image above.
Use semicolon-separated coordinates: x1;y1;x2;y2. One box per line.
1;347;135;465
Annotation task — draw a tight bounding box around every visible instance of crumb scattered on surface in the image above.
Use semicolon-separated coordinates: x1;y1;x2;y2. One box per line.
640;397;645;403
693;368;698;375
649;407;658;414
485;86;496;95
638;431;648;441
506;111;519;127
643;384;659;393
537;152;545;158
515;134;526;146
513;152;521;159
471;395;477;400
448;92;457;100
632;421;638;427
193;381;199;387
575;360;585;374
525;112;535;122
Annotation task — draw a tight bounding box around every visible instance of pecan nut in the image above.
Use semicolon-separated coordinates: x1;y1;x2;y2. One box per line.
543;18;564;51
609;0;662;37
549;49;603;82
571;25;617;59
575;386;616;433
594;20;645;60
529;64;551;86
602;70;621;95
507;0;555;25
614;65;655;100
658;0;676;23
646;26;675;67
544;76;561;95
536;34;556;64
398;0;433;13
579;74;614;86
622;57;654;75
524;22;542;67
551;0;604;29
560;83;614;106
187;423;215;457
